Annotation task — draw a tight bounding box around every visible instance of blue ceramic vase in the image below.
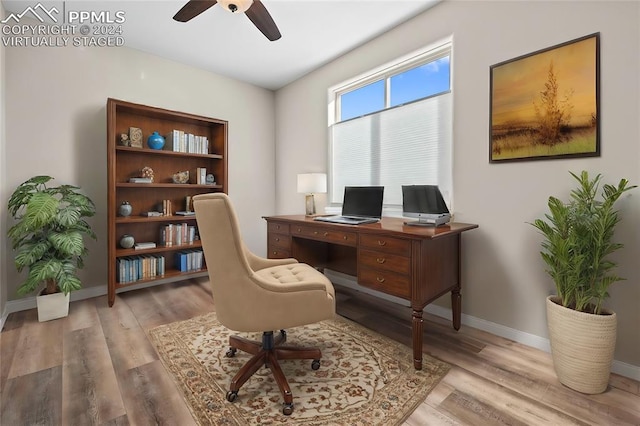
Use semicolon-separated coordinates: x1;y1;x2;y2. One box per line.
147;131;165;150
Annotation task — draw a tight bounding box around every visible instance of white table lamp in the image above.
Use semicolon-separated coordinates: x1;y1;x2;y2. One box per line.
297;173;327;216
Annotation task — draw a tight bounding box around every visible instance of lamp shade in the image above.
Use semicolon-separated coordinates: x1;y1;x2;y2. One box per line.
218;0;253;13
297;173;327;194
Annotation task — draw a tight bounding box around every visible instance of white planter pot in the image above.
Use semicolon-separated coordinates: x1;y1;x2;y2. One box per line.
546;295;616;394
36;290;70;322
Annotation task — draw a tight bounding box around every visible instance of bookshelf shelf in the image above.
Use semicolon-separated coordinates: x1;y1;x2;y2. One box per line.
115;215;198;224
116;145;223;159
107;98;227;306
115;269;208;289
116;183;223;189
115;241;203;256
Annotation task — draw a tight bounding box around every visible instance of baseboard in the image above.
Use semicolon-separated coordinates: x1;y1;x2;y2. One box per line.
0;274;207;331
3;285;108;319
0;307;6;332
326;270;640;382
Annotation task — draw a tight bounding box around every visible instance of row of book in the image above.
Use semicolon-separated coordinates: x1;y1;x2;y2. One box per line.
175;250;205;272
160;223;198;246
160;199;174;216
166;130;209;154
117;255;165;284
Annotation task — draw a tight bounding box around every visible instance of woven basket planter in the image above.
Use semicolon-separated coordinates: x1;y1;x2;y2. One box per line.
546;296;616;394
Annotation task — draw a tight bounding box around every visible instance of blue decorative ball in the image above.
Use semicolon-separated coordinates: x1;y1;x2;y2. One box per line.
147;131;165;150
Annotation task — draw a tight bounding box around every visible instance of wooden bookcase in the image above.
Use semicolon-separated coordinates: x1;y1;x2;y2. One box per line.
106;98;228;306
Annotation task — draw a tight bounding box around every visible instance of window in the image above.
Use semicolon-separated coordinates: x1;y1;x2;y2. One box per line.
329;40;453;211
340;80;385;121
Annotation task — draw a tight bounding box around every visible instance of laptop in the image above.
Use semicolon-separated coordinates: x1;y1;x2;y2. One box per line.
314;186;384;225
402;185;451;227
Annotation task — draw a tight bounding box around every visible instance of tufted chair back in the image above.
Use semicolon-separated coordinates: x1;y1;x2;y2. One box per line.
192;193;335;332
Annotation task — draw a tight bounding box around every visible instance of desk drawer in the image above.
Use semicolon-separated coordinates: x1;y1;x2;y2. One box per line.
268;247;291;259
358;249;410;275
359;234;411;256
267;234;291;259
268;233;291;249
291;225;357;247
268;222;290;235
358;268;410;299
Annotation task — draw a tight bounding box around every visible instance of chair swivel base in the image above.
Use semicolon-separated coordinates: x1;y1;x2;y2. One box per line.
224;330;321;415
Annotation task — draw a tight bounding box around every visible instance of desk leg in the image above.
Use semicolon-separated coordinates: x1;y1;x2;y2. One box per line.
412;309;423;370
452;235;462;331
451;289;461;330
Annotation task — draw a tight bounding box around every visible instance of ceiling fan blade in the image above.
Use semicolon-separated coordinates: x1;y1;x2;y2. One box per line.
173;0;218;22
245;0;281;41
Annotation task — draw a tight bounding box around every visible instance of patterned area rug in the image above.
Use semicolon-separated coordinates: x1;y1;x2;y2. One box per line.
149;313;450;425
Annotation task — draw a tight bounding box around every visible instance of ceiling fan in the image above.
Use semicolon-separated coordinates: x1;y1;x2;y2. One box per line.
173;0;281;41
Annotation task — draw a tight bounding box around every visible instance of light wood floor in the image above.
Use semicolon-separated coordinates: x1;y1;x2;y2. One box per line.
1;279;639;425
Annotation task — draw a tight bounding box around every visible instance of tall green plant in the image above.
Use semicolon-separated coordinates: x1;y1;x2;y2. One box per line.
531;171;635;314
8;176;96;296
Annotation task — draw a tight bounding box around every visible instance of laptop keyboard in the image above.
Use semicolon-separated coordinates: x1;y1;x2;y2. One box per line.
314;216;378;225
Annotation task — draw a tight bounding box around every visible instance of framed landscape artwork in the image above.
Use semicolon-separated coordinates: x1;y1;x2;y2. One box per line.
489;33;600;163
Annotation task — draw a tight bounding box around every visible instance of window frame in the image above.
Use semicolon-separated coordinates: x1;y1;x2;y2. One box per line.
331;39;452;126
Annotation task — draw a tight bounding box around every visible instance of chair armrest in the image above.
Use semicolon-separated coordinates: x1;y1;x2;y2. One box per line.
244;245;297;271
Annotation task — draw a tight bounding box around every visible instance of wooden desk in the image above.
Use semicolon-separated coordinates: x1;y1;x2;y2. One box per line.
264;215;478;370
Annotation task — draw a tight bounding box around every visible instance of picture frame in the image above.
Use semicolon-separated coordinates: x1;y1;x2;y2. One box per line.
489;33;600;163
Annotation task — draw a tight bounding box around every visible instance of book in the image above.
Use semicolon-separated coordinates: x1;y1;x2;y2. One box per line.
142;211;162;217
134;242;157;250
175;211;195;216
191;167;207;184
129;177;152;183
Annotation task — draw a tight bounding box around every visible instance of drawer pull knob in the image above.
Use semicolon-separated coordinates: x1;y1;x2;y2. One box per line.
314;231;318;235
377;240;386;246
324;232;329;237
296;228;301;232
376;277;385;283
272;251;277;255
276;225;280;230
376;258;385;264
343;236;348;240
275;237;280;242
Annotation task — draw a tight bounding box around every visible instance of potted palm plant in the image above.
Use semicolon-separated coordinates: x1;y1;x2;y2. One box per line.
8;175;96;321
531;170;635;394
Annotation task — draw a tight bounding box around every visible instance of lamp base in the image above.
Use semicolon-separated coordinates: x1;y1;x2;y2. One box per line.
305;194;316;216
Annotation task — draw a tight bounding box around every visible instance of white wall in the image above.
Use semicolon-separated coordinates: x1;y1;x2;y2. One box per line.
275;1;640;368
0;1;6;326
4;41;277;302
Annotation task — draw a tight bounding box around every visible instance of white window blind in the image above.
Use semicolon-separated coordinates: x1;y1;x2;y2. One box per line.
330;92;452;207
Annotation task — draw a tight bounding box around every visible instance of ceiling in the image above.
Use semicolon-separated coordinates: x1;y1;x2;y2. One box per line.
3;0;441;90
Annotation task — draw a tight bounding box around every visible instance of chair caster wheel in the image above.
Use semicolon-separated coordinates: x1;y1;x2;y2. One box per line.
225;347;237;357
226;391;238;402
311;359;321;370
282;403;294;415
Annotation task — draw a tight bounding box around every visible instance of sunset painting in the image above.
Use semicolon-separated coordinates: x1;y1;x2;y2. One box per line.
490;33;599;162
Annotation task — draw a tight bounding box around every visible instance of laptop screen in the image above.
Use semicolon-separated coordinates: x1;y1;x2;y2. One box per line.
341;186;384;218
402;185;449;215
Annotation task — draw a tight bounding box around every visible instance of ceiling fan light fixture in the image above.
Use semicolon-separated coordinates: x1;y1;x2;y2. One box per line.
218;0;253;13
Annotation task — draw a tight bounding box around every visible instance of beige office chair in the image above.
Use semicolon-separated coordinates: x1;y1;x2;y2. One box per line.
192;193;336;415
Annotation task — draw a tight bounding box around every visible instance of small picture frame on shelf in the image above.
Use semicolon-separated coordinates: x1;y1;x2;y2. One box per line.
118;133;130;147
